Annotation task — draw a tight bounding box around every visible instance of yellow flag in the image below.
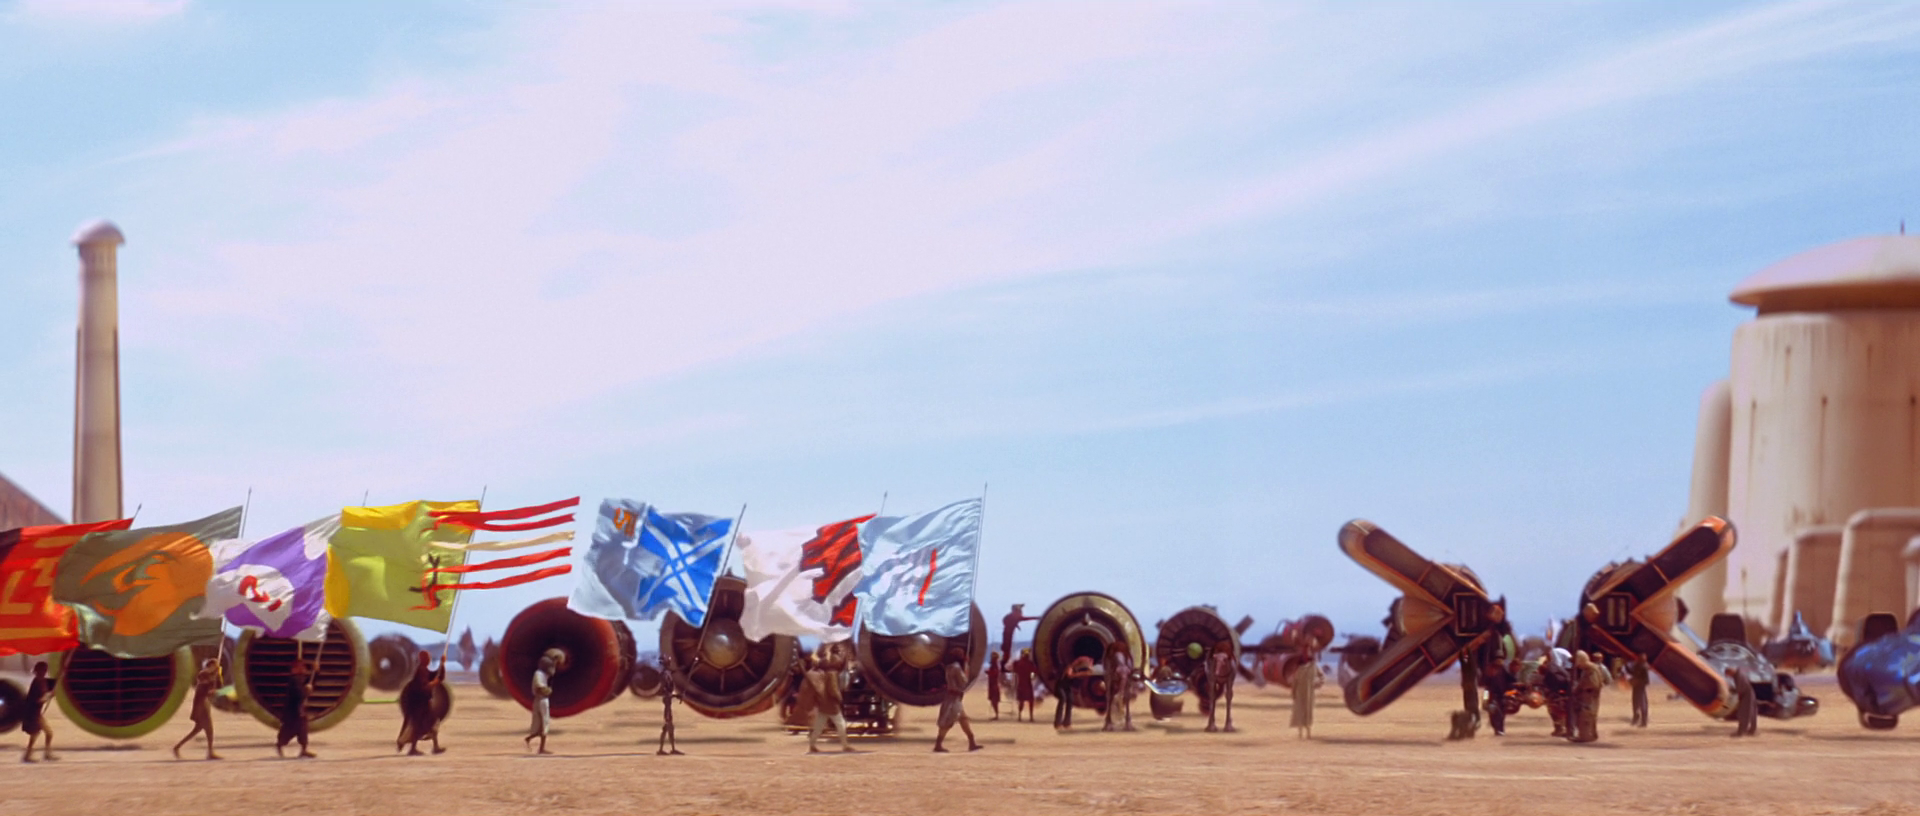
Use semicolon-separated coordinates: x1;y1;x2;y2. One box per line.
324;500;477;632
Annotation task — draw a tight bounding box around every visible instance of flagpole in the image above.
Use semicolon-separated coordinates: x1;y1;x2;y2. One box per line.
717;502;747;579
878;491;888;517
693;502;749;648
439;488;486;667
239;487;253;538
967;484;987;612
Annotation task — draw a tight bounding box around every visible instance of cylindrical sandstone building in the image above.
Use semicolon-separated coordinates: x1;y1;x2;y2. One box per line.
1704;235;1920;645
72;220;125;524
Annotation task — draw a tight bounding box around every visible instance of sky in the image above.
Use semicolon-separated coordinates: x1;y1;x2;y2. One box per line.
2;0;1918;652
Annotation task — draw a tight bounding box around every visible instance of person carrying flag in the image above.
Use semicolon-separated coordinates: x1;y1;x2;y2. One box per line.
20;661;57;763
398;650;448;756
173;658;223;760
276;659;317;759
933;647;981;753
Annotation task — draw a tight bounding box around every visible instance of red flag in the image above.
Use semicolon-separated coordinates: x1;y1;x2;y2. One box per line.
798;515;873;628
411;566;572;610
0;518;134;656
430;497;578;532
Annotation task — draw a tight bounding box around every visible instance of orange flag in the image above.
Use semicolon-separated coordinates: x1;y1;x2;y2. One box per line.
0;519;133;656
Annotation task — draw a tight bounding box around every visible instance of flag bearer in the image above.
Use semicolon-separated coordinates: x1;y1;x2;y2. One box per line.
933;648;981;753
173;658;223;760
20;661;57;763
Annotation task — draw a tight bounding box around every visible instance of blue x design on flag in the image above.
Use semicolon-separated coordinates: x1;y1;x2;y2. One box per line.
569;499;734;626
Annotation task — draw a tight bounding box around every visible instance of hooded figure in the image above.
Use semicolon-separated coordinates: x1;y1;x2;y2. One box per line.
1289;642;1322;738
276;659;316;759
1569;650;1606;743
398;650;448;755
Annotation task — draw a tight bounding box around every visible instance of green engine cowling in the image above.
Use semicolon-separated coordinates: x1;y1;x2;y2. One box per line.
233;618;370;732
51;646;194;739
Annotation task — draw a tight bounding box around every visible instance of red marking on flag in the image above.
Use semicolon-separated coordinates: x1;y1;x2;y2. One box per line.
918;549;938;606
237;575;284;612
801;515;873;626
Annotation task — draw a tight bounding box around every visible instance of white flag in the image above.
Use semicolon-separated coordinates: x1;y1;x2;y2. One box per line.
738;514;872;641
853;498;982;638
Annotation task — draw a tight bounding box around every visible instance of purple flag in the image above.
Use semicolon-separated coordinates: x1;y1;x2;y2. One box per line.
196;516;339;640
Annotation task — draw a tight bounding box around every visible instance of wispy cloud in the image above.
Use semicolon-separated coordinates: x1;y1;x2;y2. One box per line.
1177;1;1920;235
7;0;187;24
51;0;1915;526
1258;281;1718;326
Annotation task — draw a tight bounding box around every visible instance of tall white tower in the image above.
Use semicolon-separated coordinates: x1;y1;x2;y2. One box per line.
71;220;125;524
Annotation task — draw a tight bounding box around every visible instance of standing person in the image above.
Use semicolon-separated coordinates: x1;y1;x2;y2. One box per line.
525;649;562;755
1101;642;1137;732
1000;604;1037;666
1628;657;1651;727
1011;648;1039;723
1541;650;1573;738
1053;654;1094;729
276;659;317;759
657;653;685;755
1479;651;1512;737
1289;644;1322;739
1204;640;1236;733
933;648;981;753
798;643;853;754
397;649;447;756
174;658;223;760
1729;669;1757;737
1570;651;1606;743
985;651;1005;721
20;661;57;763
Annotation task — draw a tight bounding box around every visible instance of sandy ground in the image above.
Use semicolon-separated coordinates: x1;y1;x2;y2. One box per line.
3;675;1917;816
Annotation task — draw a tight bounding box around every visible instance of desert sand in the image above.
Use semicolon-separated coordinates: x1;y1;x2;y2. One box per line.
3;675;1917;816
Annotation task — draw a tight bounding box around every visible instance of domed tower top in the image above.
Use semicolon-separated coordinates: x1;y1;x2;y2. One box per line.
1731;234;1920;314
71;219;124;247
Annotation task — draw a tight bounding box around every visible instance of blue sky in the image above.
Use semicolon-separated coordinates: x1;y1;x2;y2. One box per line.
2;0;1918;649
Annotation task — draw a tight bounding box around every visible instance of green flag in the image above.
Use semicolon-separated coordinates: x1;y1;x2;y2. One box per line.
324;500;477;633
52;506;243;658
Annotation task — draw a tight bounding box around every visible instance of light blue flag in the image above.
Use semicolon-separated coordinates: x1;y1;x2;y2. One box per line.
568;499;734;626
852;498;982;637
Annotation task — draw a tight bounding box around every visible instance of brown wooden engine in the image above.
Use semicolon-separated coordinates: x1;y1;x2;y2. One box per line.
501;598;637;718
1033;592;1146;712
366;634;419;692
855;603;988;707
658;576;798;718
1154;606;1239;714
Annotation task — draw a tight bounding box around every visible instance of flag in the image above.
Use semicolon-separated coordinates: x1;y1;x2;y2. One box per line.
429;497;578;532
197;516;338;640
0;519;133;656
324;500;477;633
851;498;982;637
410;545;573;610
52;507;243;658
738;515;873;641
410;498;578;609
568;500;733;626
426;530;574;553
